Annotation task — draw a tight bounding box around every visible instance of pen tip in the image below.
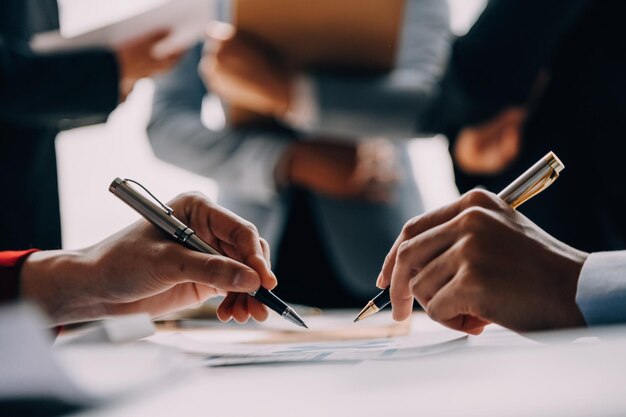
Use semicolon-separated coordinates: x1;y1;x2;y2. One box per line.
353;303;379;323
284;309;309;329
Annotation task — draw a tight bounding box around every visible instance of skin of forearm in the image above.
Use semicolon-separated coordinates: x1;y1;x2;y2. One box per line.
19;249;105;325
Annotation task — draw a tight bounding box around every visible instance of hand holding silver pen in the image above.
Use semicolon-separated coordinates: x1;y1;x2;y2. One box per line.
110;179;308;328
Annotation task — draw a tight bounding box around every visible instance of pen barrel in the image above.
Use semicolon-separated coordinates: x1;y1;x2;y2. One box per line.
252;287;288;316
110;178;188;239
497;151;564;209
185;233;221;256
373;289;391;310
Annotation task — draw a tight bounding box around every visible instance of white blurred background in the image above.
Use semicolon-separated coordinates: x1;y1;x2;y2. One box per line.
56;0;487;249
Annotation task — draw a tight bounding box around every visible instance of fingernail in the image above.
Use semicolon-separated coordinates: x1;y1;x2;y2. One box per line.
206;21;235;40
234;269;259;290
376;274;384;288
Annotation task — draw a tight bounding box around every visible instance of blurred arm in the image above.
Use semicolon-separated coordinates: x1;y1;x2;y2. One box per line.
293;0;450;139
576;252;626;326
0;38;119;127
147;44;291;204
424;0;590;137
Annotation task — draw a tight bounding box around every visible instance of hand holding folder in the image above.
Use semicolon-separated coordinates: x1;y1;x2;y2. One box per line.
202;0;407;125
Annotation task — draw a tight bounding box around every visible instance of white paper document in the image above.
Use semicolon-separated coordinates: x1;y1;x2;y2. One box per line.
31;0;213;57
149;312;467;366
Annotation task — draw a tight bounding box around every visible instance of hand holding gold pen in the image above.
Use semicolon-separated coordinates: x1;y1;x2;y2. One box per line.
355;151;565;323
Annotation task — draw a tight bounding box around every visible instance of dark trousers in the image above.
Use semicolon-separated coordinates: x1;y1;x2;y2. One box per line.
273;189;369;308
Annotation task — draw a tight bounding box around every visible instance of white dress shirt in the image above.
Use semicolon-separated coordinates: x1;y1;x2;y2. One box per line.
576;251;626;325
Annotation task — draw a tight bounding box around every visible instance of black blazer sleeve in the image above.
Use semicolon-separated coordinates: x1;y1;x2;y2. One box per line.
0;37;120;127
423;0;590;138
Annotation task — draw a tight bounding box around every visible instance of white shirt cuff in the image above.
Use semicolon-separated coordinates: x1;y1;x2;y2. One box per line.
283;75;318;129
576;251;626;326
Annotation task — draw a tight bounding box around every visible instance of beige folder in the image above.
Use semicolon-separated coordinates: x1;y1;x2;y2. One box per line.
231;0;406;124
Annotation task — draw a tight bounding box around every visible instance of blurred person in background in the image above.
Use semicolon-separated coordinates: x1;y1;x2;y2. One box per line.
0;0;182;251
147;0;450;308
211;0;626;256
425;0;626;253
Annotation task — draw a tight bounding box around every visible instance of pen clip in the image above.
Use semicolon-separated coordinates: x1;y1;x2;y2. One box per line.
511;167;560;209
123;179;174;215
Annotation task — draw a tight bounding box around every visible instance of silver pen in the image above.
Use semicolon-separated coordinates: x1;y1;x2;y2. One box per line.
109;178;308;328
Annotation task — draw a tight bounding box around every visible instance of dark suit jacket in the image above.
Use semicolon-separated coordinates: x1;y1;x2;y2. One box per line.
429;0;626;252
0;0;120;250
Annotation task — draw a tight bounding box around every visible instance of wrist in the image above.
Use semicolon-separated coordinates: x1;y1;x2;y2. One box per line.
281;142;314;188
282;74;317;128
272;72;293;118
274;144;297;189
550;247;589;328
20;249;103;325
114;50;136;102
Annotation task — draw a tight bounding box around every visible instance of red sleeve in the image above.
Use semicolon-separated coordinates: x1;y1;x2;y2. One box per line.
0;250;39;303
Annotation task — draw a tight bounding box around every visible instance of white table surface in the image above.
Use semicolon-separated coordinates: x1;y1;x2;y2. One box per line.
69;313;626;417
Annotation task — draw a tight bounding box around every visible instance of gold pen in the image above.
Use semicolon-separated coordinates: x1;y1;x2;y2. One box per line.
354;151;565;322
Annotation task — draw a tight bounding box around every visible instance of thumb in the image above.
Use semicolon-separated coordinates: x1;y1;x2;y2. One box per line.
165;246;261;293
143;28;172;44
206;21;236;41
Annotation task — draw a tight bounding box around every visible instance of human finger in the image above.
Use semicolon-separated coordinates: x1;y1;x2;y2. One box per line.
122;29;171;50
230;293;251;324
158;244;261;293
426;279;490;334
259;238;272;267
409;242;462;309
393;219;460;289
380;203;460;290
247;297;269;322
181;197;277;289
389;221;461;321
217;292;239;322
379;190;502;289
217;239;276;285
205;21;236;42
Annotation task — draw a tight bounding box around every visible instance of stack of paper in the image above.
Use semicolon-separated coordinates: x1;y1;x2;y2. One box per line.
149;311;467;366
31;0;213;58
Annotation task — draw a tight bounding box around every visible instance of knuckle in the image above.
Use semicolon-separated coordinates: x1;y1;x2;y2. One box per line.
462;189;497;209
409;275;425;298
458;233;480;257
230;221;259;243
425;302;440;321
201;256;228;283
458;207;490;232
152;242;171;265
458;265;485;294
397;241;413;261
172;191;208;208
384;253;392;264
401;216;421;237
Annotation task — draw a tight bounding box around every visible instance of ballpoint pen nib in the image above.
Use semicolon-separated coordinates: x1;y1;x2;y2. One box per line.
353;302;379;323
284;308;308;329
